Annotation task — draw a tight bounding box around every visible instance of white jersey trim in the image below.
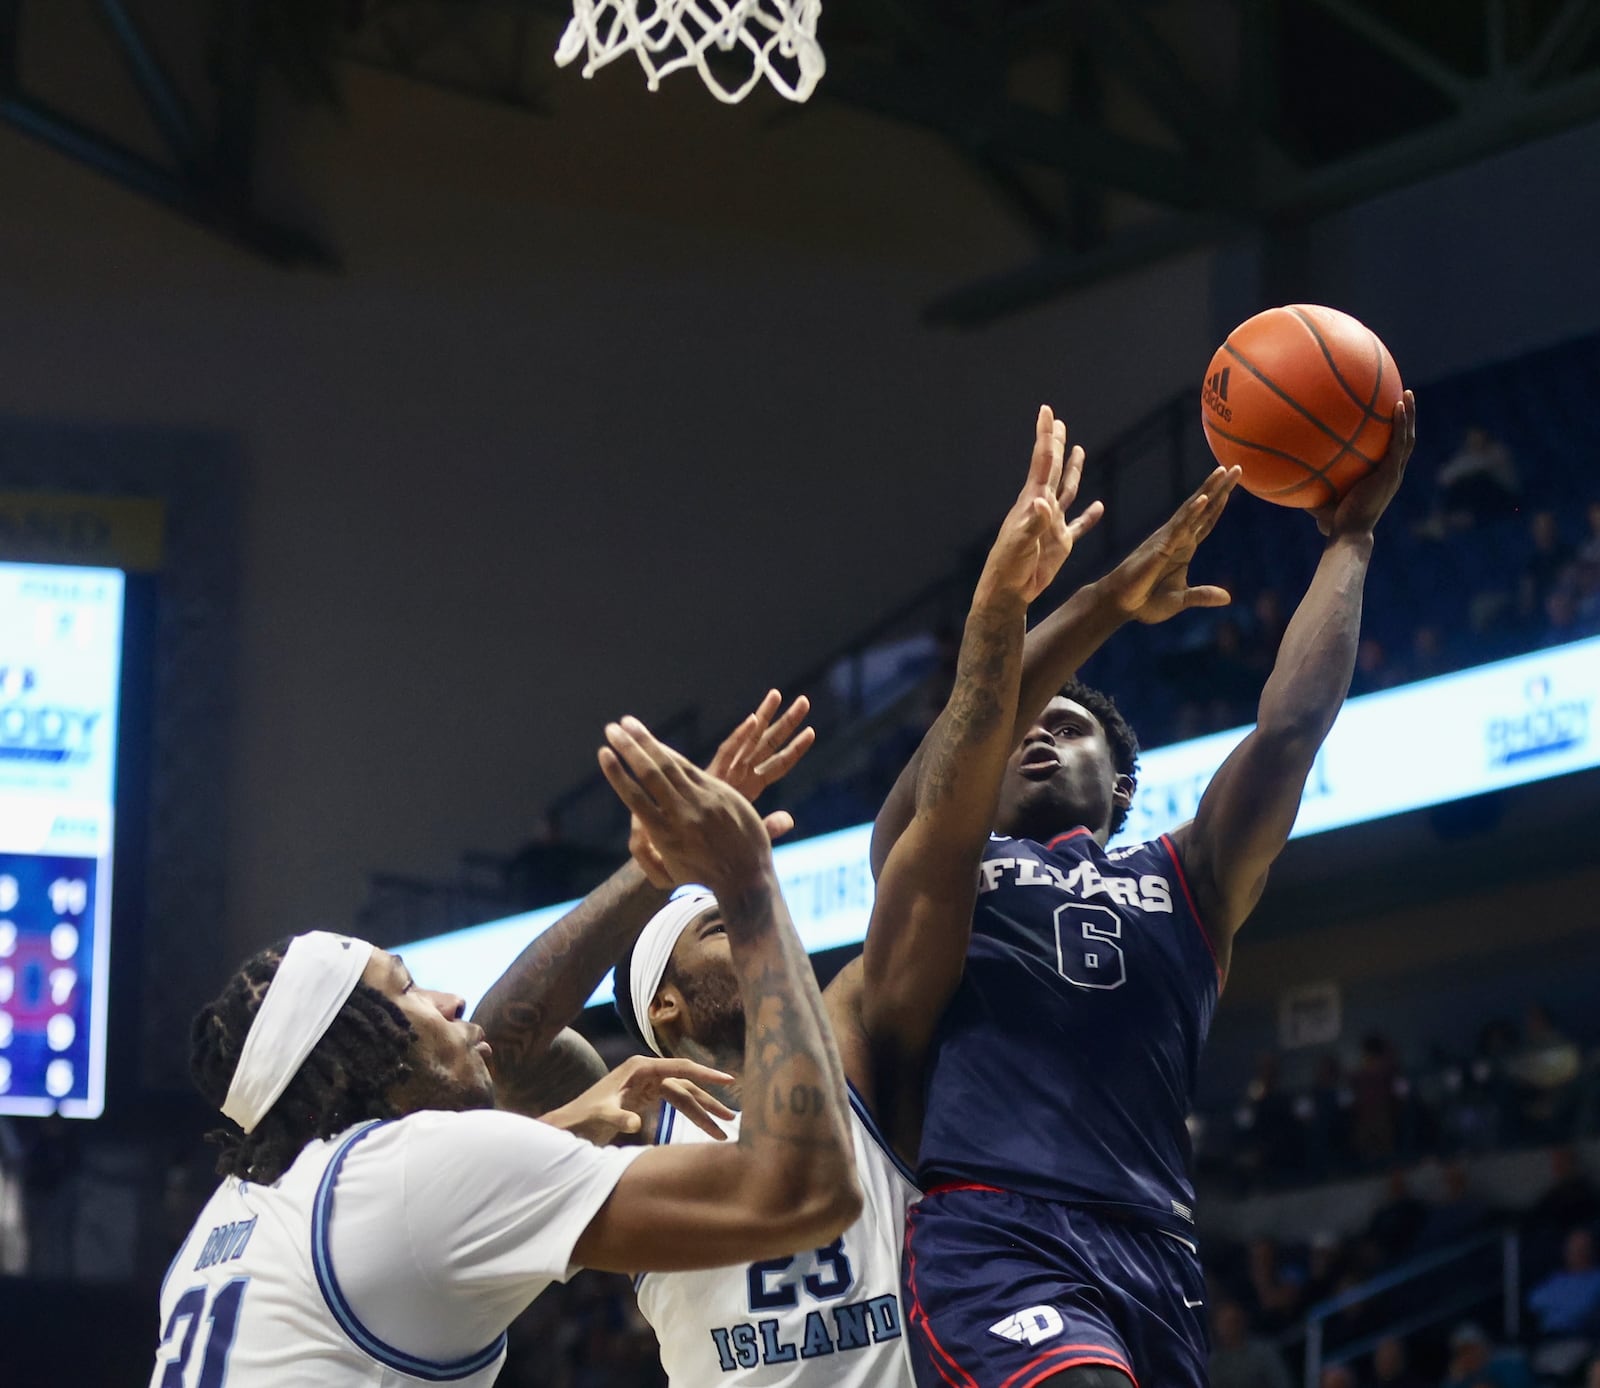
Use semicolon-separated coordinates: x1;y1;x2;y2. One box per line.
311;1120;509;1382
844;1082;918;1192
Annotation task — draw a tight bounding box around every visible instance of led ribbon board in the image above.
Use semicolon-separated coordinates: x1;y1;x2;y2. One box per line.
0;564;125;1117
400;635;1600;1013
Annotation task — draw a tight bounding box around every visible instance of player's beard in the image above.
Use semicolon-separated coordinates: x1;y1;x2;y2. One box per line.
676;961;746;1069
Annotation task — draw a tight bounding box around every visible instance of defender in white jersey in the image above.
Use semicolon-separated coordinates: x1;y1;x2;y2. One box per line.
638;1078;917;1384
152;722;863;1388
473;406;1108;1388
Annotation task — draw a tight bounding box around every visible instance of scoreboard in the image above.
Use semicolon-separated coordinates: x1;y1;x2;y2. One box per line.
0;563;124;1118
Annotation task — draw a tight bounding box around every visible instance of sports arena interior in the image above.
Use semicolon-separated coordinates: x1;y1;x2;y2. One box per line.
1;2;1599;1385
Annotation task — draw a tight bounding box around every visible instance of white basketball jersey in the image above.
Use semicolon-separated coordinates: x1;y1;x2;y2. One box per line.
149;1108;641;1388
637;1083;919;1387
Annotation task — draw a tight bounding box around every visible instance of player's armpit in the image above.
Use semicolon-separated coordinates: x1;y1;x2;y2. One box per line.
572;1141;859;1274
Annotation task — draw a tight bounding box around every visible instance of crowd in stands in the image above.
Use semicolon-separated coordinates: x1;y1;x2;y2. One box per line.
1206;1142;1600;1388
1204;1004;1597;1192
1200;991;1600;1388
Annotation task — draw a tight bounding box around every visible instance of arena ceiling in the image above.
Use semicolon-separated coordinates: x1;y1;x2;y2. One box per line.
5;0;1600;324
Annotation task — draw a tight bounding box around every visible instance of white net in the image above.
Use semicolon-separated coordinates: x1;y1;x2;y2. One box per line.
555;0;825;104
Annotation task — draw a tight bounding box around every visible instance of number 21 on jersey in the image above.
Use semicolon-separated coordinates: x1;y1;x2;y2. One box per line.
157;1280;248;1387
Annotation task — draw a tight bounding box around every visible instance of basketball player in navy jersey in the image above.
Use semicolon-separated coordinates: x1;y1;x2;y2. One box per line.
473;407;1252;1386
877;391;1417;1388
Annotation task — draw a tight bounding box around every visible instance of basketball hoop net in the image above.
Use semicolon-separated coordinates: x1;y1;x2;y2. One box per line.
555;0;825;104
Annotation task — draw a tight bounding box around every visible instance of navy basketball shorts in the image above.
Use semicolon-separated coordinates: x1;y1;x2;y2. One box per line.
901;1185;1208;1388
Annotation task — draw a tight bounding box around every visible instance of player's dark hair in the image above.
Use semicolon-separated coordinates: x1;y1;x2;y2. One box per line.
189;938;417;1184
1059;678;1140;836
612;934;650;1053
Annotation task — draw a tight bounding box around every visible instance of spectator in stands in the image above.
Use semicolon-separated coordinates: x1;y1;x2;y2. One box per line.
1371;1334;1428;1388
1248;1237;1307;1333
1368;1168;1429;1264
1531;1148;1600;1241
1352;1035;1404;1165
1305;1231;1346;1305
1433;426;1522;526
1350;636;1398;696
1529;1229;1600;1338
1580;500;1600;566
1442;1322;1534;1388
1241;1054;1305;1182
1398;624;1451;684
1542;582;1600;645
1508;1004;1583;1141
1204;618;1261;730
1415;1160;1493;1252
1305;1055;1351;1181
1586;1354;1600;1388
1211;1299;1293;1388
1519;511;1576;620
1244;588;1289;676
1321;1365;1357;1388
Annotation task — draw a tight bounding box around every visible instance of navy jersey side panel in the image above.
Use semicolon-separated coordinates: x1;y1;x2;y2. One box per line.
915;830;1220;1234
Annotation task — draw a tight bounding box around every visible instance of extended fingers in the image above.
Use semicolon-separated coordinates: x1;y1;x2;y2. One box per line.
1058;440;1084;507
1184;584;1232;609
1191;466;1241;544
599;745;662;822
664;1080;734;1140
753;726;815;783
763;810;796;842
1065;498;1104;543
1027;405;1062;492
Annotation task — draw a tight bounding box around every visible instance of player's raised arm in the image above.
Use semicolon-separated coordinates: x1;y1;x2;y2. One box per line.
1171;391;1416;960
869;462;1240;876
473;691;812;1118
850;408;1094;1146
571;717;861;1271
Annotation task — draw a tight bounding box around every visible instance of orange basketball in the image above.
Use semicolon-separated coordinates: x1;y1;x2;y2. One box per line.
1200;305;1404;509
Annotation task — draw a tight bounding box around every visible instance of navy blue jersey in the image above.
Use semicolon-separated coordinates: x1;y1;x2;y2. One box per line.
916;829;1221;1237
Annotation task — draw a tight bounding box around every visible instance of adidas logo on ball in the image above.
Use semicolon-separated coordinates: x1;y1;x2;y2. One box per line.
1202;367;1233;421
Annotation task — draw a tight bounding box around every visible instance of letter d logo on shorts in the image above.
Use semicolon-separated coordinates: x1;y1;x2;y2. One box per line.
988;1305;1064;1346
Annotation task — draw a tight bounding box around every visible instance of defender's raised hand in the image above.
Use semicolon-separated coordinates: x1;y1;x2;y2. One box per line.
708;688;814;804
977;405;1104;607
1101;464;1241;624
600;717;772;893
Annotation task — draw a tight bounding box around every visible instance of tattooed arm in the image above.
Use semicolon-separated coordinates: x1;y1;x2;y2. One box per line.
474;691;813;1118
572;720;859;1273
475;864;667;1118
849;407;1096;1155
496;1026;610;1120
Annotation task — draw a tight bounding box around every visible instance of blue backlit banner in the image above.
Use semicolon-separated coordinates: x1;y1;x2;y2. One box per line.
0;563;125;1117
400;635;1600;1014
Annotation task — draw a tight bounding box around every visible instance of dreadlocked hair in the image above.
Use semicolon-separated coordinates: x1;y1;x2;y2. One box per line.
189;938;417;1184
1058;677;1141;837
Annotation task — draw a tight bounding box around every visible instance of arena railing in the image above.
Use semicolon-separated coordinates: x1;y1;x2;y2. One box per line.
1296;1227;1521;1388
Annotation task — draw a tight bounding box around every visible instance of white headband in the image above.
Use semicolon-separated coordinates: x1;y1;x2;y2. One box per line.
630;890;718;1057
221;931;376;1134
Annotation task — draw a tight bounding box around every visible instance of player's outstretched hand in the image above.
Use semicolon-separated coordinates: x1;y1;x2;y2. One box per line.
707;688;815;807
600;716;774;893
1100;464;1241;625
621;690;805;888
1312;389;1416;540
546;1054;736;1146
978;405;1104;607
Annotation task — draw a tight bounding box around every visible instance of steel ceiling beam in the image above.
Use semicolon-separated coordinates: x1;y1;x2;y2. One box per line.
1301;0;1475;105
0;0;335;267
